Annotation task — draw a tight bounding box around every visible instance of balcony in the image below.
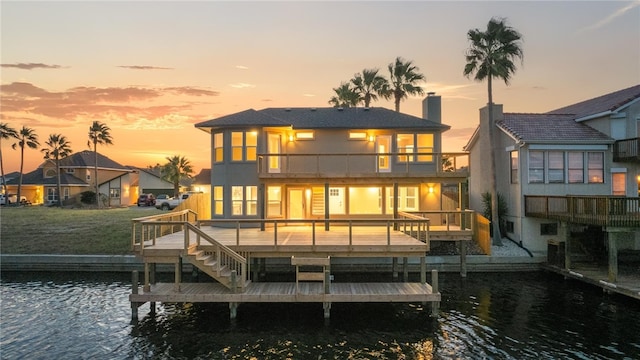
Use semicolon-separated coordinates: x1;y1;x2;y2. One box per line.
257;152;469;180
613;137;640;162
525;195;640;227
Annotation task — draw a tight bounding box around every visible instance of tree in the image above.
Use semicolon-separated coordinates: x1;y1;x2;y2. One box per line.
162;155;193;197
11;126;40;205
463;17;523;246
0;123;18;195
350;68;391;108
88;121;113;208
388;57;426;112
328;82;360;108
42;134;73;207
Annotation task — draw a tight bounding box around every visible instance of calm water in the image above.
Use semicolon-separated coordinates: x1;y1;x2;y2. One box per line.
1;271;639;359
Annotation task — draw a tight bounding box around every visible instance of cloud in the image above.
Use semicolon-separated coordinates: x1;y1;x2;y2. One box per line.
229;83;256;89
578;1;640;32
444;127;477;139
1;63;63;70
235;65;249;70
303;93;315;97
117;65;173;70
0;82;219;130
261;99;273;102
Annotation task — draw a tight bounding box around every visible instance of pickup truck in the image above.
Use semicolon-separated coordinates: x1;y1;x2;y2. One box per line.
155;193;193;210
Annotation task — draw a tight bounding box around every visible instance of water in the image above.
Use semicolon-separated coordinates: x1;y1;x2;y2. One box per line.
1;271;639;359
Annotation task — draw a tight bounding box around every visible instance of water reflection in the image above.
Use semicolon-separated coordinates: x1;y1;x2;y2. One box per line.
1;271;639;359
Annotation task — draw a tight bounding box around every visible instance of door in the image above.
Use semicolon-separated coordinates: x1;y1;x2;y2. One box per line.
288;188;305;219
268;133;281;173
376;135;391;172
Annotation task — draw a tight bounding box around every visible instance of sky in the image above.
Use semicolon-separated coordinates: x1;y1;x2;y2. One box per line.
1;0;639;175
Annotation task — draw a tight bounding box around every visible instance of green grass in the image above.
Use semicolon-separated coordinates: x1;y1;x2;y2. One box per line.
0;206;164;255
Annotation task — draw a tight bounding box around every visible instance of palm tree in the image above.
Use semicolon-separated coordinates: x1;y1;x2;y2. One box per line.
388;57;426;112
328;82;360;108
350;69;391;108
463;17;523;245
0;123;19;195
88;121;113;208
162;155;193;197
42;134;73;207
12;126;40;205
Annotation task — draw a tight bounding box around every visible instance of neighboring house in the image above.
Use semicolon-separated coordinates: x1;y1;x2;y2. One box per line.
190;168;211;194
5;150;134;206
128;167;175;198
465;85;640;253
1;171;20;192
195;93;468;224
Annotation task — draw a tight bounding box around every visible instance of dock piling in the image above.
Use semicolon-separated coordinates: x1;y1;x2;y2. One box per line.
431;269;440;317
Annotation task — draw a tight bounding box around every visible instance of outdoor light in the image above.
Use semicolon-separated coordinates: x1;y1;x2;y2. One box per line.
289;134;294;142
368;135;374;142
428;185;434;193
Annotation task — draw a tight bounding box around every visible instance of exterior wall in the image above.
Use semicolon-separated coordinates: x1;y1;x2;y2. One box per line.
138;171;173;195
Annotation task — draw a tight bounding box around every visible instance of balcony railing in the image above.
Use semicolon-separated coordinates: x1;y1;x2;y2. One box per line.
613;137;640;162
257;152;469;179
525;195;640;227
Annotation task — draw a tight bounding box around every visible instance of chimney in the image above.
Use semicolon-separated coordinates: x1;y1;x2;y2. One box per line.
422;92;441;123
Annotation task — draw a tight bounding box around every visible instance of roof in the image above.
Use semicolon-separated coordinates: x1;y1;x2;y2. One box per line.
497;113;613;144
196;107;449;131
192;168;211;184
58;150;130;171
5;169;89;186
547;84;640;120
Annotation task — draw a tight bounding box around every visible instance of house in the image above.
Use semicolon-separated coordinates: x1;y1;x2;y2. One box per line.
464;84;640;255
194;93;469;224
5;150;134;206
190;168;211;194
127;166;175;198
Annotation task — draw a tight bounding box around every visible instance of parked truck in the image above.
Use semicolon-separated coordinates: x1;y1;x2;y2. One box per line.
155;192;196;210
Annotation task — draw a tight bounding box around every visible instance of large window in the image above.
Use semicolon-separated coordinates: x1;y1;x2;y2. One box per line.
47;188;58;202
416;134;434;161
612;172;626;196
214;133;224;163
232;186;243;215
568;152;584;183
349;187;382;214
548;152;564;183
397;134;414;162
397;133;434;162
510;151;518;184
231;131;257;162
213;186;223;215
529;151;544;183
267;186;282;217
246;186;257;215
386;186;419;212
588;152;604;183
232;185;257;215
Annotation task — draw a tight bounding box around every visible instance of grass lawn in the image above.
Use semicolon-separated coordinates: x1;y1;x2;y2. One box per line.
0;206;164;255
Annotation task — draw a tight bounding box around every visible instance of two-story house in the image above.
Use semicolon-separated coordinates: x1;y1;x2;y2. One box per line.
195;93;468;225
465;84;640;256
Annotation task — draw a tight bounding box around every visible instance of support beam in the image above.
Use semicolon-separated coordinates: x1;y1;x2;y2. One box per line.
565;223;571;270
324;182;330;231
131;270;139;321
229;302;238;320
608;232;618;283
420;256;426;284
460;241;467;277
323;302;331;319
431;269;439;317
402;257;408;282
392;257;398;280
174;258;182;292
144;262;150;292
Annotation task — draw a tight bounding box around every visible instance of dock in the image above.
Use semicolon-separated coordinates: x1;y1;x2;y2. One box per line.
128;211;476;320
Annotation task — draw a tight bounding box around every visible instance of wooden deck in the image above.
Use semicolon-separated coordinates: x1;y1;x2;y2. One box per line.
543;263;640;300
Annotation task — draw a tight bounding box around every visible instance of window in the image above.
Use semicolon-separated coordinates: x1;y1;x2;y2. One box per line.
386;186;419;212
295;131;314;140
65;168;75;173
47;188;58;202
214;133;224;163
231;132;244;161
612;172;626;196
568;152;584;183
529;151;544;183
64;188;69;200
548;152;564;183
246;132;257;161
311;187;325;215
109;188;120;198
213;186;223;215
267;186;282;217
510;151;518;184
540;223;558;236
349;132;367;140
349;187;382;214
416;134;434;162
86;174;91;181
232;131;258;162
246;186;257;215
232;186;243;215
45;169;56;178
506;221;514;233
588;152;604;183
397;134;414;162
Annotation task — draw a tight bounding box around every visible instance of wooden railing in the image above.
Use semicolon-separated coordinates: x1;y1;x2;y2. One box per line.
184;223;248;288
257;152;469;178
131;209;198;254
473;214;491;255
525;195;640;227
613;137;640;162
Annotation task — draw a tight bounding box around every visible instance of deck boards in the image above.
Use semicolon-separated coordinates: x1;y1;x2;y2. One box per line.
130;281;440;303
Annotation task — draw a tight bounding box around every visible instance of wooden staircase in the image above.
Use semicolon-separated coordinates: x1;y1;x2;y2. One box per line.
186;246;250;290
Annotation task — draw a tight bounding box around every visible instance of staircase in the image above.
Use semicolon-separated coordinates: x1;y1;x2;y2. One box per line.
186;246;250;290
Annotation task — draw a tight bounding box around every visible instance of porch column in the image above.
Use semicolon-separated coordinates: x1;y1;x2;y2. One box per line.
393;182;399;230
260;184;266;231
324;182;330;231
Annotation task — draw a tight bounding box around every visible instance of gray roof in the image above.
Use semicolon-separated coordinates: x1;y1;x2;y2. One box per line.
5;169;88;186
498;113;613;144
547;84;640;120
192;168;211;184
59;150;130;171
196;107;449;131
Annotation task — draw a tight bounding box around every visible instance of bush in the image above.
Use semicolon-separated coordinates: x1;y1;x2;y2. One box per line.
80;191;96;204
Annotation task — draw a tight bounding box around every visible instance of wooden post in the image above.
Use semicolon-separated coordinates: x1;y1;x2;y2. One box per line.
150;302;156;316
131;270;139;321
392;257;398;280
229;302;238;320
150;263;156;285
252;257;259;282
460;240;467;277
143;262;151;292
420;256;426;284
402;257;408;282
323;302;331;319
324;182;330;231
608;231;618;283
231;270;238;293
565;223;571;270
174;258;182;292
324;270;331;294
431;269;439;317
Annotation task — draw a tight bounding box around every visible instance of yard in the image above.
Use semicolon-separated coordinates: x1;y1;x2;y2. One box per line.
0;206;163;255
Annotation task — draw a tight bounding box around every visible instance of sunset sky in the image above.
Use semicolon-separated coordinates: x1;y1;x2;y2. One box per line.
1;1;639;174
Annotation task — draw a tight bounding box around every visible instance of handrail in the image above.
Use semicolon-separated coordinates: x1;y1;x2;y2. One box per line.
131;210;198;254
525;195;640;227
